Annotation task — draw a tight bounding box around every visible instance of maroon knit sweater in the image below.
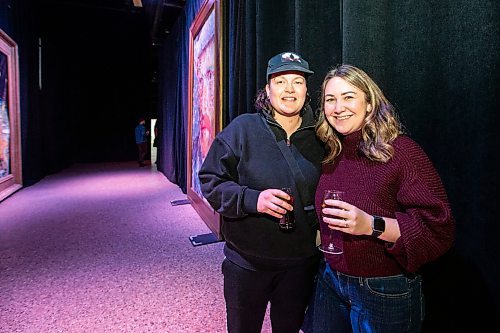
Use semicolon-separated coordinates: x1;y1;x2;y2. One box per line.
315;131;455;277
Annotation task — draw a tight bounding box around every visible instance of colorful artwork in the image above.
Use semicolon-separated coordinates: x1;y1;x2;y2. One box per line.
0;51;9;179
191;9;216;198
0;29;21;201
186;0;222;239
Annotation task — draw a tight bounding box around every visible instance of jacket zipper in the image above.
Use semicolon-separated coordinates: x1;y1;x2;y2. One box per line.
288;124;314;146
264;116;315;147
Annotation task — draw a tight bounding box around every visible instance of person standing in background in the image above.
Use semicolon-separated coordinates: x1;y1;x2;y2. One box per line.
135;117;149;167
312;64;455;333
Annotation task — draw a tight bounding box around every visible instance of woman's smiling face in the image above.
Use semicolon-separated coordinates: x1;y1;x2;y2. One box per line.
266;72;307;117
323;76;372;135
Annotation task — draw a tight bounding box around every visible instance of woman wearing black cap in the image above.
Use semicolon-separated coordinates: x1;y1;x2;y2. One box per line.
199;52;324;332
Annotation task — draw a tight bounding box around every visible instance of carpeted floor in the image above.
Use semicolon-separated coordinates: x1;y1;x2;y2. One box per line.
0;162;273;332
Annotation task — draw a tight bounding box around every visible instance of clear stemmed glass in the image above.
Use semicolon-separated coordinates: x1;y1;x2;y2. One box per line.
318;190;345;254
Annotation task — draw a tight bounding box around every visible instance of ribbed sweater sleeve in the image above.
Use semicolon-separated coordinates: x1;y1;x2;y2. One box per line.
316;133;455;276
386;137;455;272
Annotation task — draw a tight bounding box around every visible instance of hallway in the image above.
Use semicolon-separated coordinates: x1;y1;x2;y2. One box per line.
0;162;232;332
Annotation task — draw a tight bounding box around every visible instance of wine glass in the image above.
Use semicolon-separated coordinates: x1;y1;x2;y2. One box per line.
318;190;345;254
278;187;295;231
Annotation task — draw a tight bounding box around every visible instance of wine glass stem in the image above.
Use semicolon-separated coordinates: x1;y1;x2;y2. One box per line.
327;230;333;246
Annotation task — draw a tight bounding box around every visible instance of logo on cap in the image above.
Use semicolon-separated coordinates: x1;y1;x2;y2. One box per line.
281;52;302;63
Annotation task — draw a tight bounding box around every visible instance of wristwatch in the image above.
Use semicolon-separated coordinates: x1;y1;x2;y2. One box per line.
371;215;385;238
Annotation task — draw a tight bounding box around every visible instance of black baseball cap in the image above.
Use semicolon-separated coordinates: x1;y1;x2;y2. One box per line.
266;52;314;81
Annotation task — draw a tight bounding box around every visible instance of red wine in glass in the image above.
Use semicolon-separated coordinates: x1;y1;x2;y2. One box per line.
279;187;295;231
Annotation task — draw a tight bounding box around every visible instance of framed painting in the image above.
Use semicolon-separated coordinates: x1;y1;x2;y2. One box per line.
186;0;223;239
0;29;22;202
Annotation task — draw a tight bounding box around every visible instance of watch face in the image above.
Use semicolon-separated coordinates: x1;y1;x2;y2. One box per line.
373;216;385;232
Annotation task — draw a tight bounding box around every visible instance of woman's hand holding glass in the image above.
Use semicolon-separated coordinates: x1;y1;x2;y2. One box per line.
319;190;346;254
257;188;294;219
321;193;377;239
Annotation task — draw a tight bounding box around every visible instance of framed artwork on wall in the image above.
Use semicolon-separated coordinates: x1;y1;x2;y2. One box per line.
186;0;223;239
0;29;22;202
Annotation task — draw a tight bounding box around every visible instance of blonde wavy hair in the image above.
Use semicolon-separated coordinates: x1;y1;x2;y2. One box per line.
316;64;403;164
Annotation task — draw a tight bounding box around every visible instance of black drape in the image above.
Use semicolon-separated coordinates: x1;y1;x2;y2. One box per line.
343;0;500;329
39;6;153;164
2;0;154;185
227;0;256;123
227;0;342;118
157;0;206;192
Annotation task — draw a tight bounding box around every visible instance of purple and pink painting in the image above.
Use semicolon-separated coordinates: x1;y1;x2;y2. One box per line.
0;51;10;178
190;8;216;198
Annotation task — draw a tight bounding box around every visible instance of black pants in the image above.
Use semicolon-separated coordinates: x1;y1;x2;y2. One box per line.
222;257;318;333
137;142;148;164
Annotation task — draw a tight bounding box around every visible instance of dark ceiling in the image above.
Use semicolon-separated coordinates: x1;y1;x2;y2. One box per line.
41;0;186;46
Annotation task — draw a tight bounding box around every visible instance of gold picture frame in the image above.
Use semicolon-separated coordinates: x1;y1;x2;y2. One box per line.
186;0;223;239
0;29;22;202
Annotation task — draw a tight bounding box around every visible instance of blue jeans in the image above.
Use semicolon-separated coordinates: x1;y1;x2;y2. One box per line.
312;260;424;333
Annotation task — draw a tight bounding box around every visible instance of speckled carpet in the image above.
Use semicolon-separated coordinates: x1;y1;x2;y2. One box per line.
0;162;273;332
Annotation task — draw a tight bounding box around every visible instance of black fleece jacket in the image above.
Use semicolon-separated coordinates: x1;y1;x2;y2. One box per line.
199;106;324;268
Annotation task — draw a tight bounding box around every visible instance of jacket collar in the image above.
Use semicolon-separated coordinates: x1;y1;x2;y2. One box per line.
260;104;316;129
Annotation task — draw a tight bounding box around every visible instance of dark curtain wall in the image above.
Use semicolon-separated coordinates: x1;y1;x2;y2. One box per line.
0;1;12;33
1;1;154;185
343;0;500;330
38;4;154;165
241;0;341;113
158;0;341;192
157;0;205;191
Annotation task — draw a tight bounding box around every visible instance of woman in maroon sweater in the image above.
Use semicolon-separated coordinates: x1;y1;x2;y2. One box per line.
311;65;455;333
